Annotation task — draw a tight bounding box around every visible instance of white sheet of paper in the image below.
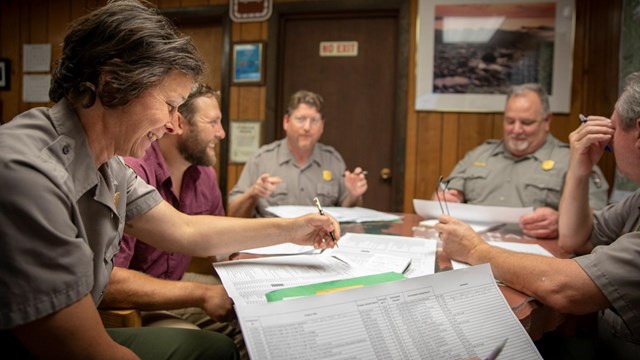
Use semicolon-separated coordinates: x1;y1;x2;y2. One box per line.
214;254;366;305
419;218;503;233
323;232;437;278
215;233;436;305
451;241;554;270
331;251;412;275
235;263;542;360
240;242;319;255
413;198;533;224
265;205;401;223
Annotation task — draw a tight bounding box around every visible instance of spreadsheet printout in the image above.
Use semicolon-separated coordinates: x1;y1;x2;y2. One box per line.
214;254;364;305
235;264;542;360
215;233;437;305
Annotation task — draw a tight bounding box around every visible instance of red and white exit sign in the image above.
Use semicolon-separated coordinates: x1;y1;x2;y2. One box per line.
319;41;358;57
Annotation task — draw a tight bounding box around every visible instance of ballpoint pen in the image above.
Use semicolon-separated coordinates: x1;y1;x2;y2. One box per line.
343;170;368;177
579;113;612;152
485;337;507;360
313;197;338;247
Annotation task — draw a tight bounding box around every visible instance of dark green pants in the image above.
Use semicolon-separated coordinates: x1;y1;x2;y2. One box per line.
107;327;239;360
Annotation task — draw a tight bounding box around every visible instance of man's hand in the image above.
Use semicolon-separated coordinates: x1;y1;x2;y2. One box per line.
250;173;282;198
519;207;558;239
202;284;235;322
569;115;614;177
434;215;487;264
431;188;464;203
344;167;368;198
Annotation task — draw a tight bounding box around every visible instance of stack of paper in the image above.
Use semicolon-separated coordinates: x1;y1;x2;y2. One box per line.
322;233;436;278
214;233;437;306
235;264;543;359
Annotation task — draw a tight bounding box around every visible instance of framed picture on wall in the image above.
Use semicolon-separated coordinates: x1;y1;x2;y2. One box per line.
415;0;574;113
0;58;10;91
231;42;265;85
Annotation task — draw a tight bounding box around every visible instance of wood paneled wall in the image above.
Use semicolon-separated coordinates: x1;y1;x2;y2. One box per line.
403;0;622;212
0;0;622;213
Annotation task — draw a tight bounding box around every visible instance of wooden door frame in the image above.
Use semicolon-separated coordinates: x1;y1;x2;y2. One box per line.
265;0;410;212
160;5;232;205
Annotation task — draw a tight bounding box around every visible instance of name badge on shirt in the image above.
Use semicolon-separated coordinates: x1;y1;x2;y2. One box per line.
591;171;603;188
323;170;333;182
542;160;555;171
472;161;486;167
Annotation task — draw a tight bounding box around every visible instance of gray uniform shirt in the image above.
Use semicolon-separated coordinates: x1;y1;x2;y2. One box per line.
0;100;162;329
229;139;348;217
446;135;609;210
573;189;640;357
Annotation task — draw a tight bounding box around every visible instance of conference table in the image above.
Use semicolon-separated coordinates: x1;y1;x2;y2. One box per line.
338;212;571;341
230;212;570;341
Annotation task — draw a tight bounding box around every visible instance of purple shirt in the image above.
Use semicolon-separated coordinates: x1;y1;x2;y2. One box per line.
114;142;225;280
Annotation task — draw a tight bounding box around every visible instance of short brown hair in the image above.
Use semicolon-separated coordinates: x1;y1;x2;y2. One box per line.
179;83;220;125
286;90;324;118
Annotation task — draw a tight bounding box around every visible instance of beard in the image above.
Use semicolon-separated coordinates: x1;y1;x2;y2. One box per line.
178;127;216;166
506;136;530;154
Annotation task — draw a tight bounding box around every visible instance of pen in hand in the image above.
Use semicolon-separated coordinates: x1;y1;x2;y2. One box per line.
312;197;338;247
343;170;368;177
579;113;612;152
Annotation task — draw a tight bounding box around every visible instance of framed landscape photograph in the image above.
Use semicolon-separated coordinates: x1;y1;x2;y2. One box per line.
415;0;574;112
231;42;265;85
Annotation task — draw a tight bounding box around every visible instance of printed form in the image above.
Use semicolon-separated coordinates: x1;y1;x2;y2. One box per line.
214;233;437;305
236;264;542;360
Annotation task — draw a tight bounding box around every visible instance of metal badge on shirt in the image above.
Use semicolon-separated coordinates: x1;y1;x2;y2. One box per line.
323;170;333;181
591;171;603;188
542;160;555;171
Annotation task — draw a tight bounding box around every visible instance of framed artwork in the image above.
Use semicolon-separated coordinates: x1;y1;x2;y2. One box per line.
415;0;574;113
0;58;10;91
231;42;265;85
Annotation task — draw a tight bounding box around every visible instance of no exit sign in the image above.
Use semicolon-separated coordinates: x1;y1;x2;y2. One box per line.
319;41;358;57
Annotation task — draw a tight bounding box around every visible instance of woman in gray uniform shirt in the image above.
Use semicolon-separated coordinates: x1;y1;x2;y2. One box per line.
436;71;640;359
0;1;339;359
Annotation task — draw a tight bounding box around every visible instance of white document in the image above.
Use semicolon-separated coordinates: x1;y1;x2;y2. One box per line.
229;121;260;163
22;74;51;102
23;43;51;72
215;233;436;305
240;242;319;255
323;233;436;278
413;198;533;224
214;254;366;305
451;241;554;270
235;263;542;360
331;251;412;275
418;218;503;233
265;205;401;223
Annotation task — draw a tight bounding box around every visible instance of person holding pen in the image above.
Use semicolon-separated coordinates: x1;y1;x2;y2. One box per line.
0;1;339;358
99;83;248;359
228;90;368;218
436;71;640;359
432;83;609;239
